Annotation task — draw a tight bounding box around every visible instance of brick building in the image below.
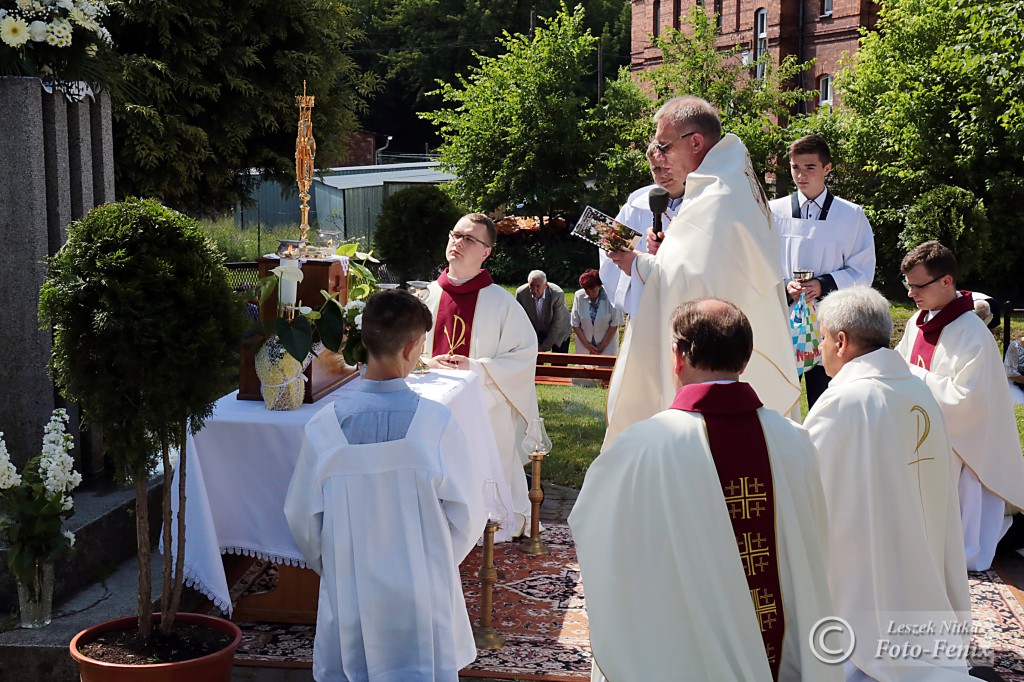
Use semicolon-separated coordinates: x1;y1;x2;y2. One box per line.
631;0;879;111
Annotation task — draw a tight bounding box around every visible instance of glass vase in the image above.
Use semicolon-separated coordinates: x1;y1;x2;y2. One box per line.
17;561;54;628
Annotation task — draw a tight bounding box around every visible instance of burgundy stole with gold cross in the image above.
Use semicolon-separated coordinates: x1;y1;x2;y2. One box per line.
432;269;494;357
908;292;974;370
671;381;784;680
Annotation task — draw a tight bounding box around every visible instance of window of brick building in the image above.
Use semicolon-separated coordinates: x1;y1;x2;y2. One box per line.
754;8;768;79
818;74;833;107
653;0;661;39
674;0;682;29
822;0;833;16
714;0;723;30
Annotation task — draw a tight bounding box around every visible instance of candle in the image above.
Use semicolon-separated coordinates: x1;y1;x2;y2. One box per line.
279;258;300;307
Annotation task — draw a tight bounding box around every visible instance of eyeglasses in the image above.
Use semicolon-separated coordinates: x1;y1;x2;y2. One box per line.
902;274;943;292
648;131;698;157
448;230;492;248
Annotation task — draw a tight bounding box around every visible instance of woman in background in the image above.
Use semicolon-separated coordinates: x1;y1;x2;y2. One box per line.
571;269;623;357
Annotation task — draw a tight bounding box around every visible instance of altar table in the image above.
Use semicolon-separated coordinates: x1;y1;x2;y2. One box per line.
167;369;512;615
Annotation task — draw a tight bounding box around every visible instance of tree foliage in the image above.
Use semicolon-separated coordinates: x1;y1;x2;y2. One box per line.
109;0;377;214
373;184;463;283
423;3;600;218
902;186;990;280
838;0;1024;295
351;0;631;154
38;198;248;639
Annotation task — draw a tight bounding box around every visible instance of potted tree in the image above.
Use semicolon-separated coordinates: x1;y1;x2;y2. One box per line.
39;198;248;679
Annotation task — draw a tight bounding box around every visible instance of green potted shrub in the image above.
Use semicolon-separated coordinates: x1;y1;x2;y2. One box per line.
39;198;248;678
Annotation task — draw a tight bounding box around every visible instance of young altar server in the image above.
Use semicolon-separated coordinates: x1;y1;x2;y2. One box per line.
570;298;840;682
896;241;1024;571
804;287;972;681
285;289;489;682
425;213;539;538
769;134;875;409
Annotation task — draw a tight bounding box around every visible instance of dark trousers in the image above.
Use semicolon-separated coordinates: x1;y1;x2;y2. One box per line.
804;364;831;409
552;337;570;353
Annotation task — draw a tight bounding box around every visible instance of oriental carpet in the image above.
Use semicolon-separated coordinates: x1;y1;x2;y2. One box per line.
230;525;1024;681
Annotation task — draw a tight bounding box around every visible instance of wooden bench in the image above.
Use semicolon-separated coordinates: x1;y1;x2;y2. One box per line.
535;352;616;386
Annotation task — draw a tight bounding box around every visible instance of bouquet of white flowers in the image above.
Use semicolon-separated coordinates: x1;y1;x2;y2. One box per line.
0;0;113;89
0;408;82;597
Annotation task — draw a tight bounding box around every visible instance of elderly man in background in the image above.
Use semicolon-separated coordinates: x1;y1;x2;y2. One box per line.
896;240;1024;571
424;213;539;538
603;96;799;447
571;298;838;682
804;287;972;682
515;270;571;353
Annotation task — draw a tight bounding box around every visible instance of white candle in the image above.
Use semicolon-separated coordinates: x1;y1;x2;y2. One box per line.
279;259;300;307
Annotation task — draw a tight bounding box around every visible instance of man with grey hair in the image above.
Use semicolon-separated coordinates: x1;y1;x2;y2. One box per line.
804;286;972;682
603;96;799;446
515;269;571;352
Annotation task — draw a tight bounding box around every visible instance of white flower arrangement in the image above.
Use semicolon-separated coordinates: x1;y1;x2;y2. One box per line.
0;408;82;586
0;0;113;90
0;0;109;49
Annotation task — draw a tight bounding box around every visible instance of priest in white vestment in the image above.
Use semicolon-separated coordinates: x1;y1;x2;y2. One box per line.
570;298;839;682
598;144;682;314
285;290;489;681
425;213;539;538
603;97;799;447
805;287;972;682
895;241;1024;571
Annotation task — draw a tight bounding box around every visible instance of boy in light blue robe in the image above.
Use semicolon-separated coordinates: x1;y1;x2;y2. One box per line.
285;289;488;681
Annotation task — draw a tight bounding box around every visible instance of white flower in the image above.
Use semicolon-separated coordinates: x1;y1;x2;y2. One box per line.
0;9;7;20
270;264;304;283
62;529;75;547
0;435;22;490
354;313;363;330
61;495;73;511
343;299;366;312
28;20;47;41
56;0;73;9
1;16;31;47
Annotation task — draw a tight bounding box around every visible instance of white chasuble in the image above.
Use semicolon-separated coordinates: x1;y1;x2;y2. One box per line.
284;398;488;682
897;304;1024;570
424;276;539;537
571;384;839;682
604;136;800;448
804;349;972;681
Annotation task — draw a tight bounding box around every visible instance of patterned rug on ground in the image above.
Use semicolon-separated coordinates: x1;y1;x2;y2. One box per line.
232;529;1024;681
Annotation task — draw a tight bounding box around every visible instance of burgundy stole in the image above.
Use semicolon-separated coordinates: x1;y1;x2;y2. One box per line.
908;292;974;370
671;382;784;680
432;269;494;357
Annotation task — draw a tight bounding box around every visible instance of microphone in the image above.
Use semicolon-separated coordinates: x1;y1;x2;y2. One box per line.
648;187;670;244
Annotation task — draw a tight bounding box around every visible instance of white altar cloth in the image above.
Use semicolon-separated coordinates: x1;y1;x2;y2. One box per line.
165;370;512;614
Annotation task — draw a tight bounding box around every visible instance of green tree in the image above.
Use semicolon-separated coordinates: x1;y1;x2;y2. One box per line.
373;184;463;283
901;186;990;280
839;0;1024;294
422;3;601;219
39;198;247;641
352;0;630;155
110;0;378;214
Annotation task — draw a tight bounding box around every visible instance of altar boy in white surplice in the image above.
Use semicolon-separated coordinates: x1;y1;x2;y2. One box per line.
570;298;839;682
285;289;488;682
805;287;972;682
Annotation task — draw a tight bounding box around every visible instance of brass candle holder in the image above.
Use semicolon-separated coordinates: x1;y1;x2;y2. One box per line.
473;519;505;649
518;451;551;556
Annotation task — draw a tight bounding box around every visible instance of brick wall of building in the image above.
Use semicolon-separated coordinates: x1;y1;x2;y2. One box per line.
631;0;878;109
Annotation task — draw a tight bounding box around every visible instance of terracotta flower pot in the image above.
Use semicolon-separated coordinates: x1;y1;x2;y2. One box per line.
69;613;242;682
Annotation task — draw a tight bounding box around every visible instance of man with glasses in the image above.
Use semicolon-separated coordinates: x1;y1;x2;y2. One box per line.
423;213;539;538
896;240;1024;570
598;140;683;314
603;96;800;447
